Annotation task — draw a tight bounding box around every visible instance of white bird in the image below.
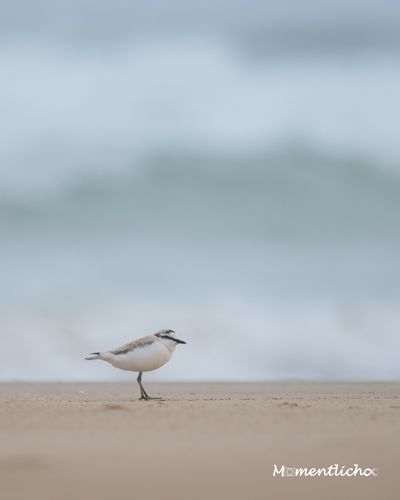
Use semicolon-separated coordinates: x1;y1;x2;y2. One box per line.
85;329;186;400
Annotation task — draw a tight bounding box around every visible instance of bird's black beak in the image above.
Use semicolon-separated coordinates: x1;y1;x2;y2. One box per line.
174;338;186;344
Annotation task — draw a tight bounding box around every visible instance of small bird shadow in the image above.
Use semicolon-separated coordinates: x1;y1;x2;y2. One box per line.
140;398;166;404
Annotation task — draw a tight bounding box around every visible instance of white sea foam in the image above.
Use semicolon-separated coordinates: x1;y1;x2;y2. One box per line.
2;296;400;381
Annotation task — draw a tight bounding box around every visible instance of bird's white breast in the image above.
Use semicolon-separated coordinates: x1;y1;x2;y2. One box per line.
105;340;172;372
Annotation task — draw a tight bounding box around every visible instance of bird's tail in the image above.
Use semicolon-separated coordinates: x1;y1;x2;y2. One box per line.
85;352;101;361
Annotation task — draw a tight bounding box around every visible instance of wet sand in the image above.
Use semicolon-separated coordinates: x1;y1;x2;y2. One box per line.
0;382;399;500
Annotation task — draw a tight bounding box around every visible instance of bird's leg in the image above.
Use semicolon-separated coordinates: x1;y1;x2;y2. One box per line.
137;372;148;400
137;371;162;401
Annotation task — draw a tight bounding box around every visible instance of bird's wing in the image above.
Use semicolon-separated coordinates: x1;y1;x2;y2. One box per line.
111;335;156;355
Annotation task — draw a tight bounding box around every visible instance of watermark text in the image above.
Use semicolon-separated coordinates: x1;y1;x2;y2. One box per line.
273;464;378;478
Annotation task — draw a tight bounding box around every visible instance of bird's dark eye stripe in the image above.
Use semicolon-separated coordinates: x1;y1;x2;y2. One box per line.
161;335;179;342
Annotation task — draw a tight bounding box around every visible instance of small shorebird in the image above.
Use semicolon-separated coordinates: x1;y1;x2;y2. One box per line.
85;329;186;400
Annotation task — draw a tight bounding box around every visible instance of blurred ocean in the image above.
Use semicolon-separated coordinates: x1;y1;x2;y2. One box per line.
1;0;400;380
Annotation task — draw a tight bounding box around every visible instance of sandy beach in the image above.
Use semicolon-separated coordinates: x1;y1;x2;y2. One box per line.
1;382;399;500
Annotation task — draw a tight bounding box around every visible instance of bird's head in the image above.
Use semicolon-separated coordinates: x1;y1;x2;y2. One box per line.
155;329;186;349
